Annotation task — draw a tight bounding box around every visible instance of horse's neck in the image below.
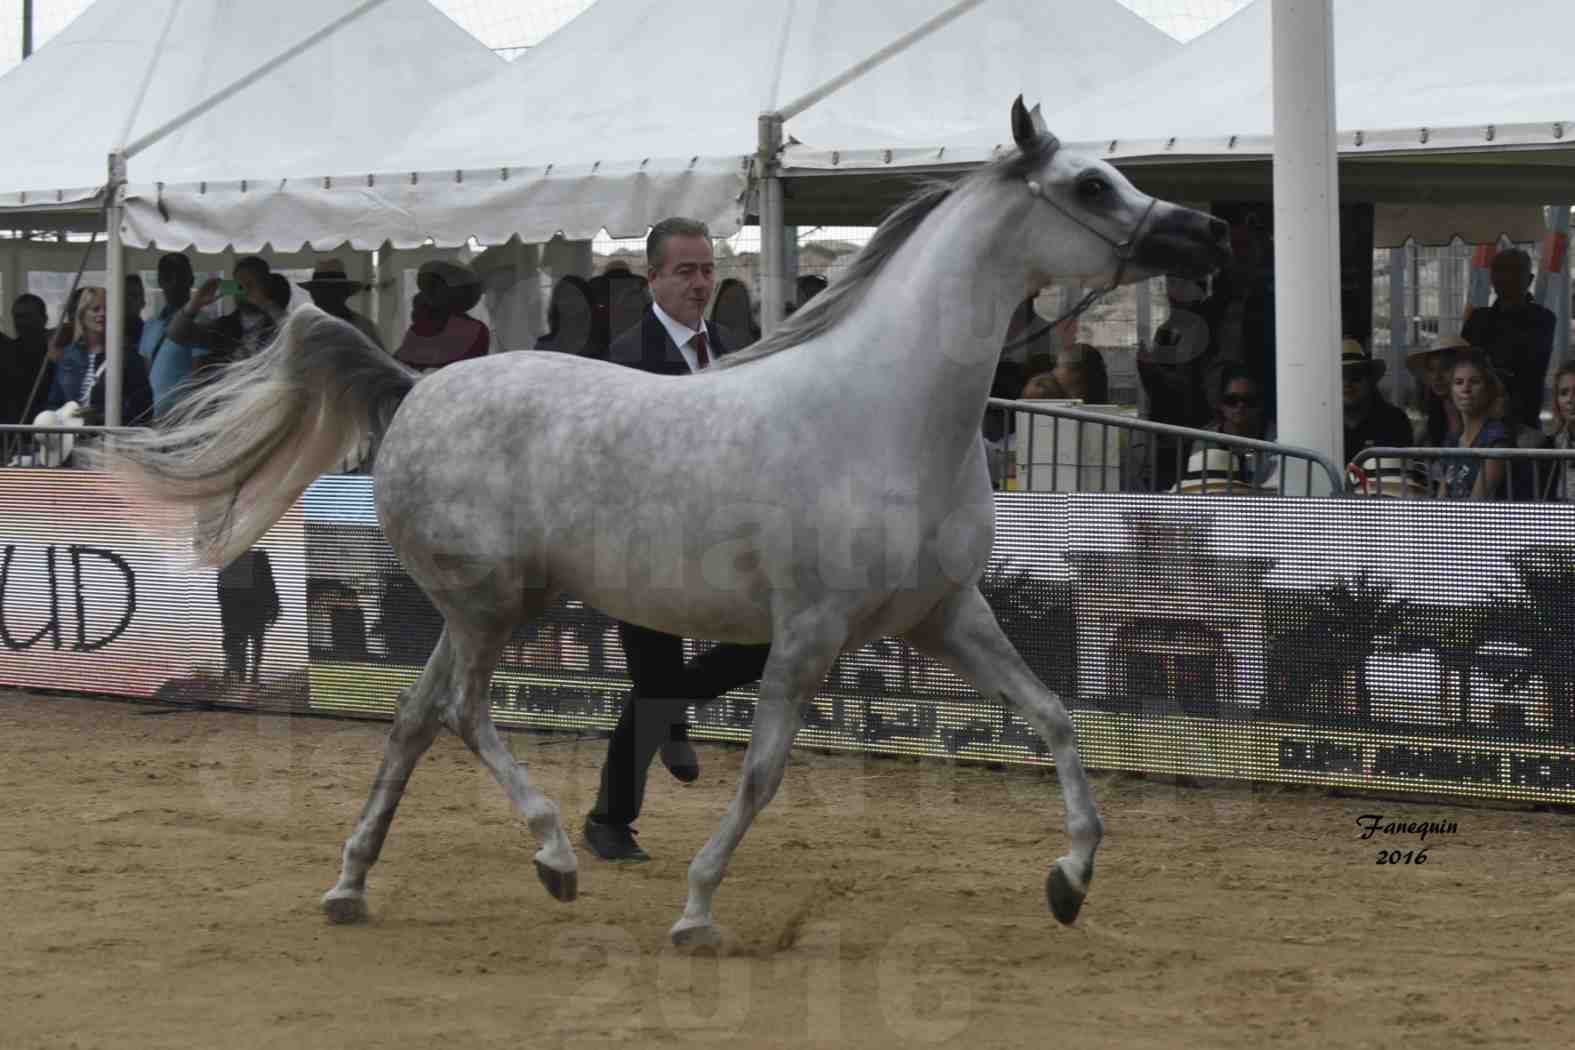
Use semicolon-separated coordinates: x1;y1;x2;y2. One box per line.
837;187;1029;455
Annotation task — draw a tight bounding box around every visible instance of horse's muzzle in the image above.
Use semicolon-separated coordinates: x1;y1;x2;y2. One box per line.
1135;207;1233;281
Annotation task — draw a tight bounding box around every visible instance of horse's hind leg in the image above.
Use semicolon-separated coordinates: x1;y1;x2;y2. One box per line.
321;630;451;923
443;618;577;903
904;585;1103;926
670;617;844;949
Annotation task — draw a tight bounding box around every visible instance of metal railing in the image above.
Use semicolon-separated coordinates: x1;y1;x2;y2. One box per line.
985;398;1347;497
1;423;143;469
1350;446;1575;502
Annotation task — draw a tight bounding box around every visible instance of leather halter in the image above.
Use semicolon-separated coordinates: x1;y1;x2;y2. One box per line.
1003;149;1160;354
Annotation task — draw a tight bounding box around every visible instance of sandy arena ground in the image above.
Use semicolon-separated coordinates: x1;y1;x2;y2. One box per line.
4;689;1574;1050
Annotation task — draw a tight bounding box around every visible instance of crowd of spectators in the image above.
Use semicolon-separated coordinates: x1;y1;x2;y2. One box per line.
998;243;1567;501
4;237;1570;500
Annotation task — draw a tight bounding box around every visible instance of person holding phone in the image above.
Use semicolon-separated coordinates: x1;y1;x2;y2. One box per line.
137;254;209;417
168;255;278;376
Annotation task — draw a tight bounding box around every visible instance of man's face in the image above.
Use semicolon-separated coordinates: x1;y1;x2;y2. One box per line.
235;268;267;310
1342;368;1372;411
12;301;46;337
126;281;146;320
648;235;714;329
158;263;193;303
1490;257;1531;303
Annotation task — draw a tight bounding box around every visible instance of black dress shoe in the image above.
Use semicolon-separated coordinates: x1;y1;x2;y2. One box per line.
660;739;700;783
582;817;650;862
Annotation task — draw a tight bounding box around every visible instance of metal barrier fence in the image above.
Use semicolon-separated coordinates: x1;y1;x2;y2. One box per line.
1350;446;1575;502
0;423;142;469
985;398;1347;497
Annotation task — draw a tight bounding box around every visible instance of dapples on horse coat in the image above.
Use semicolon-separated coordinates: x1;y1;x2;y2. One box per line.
103;98;1230;949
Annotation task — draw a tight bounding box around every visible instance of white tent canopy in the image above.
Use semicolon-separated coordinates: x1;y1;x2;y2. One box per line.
783;0;1575;218
117;0;1181;251
0;0;503;245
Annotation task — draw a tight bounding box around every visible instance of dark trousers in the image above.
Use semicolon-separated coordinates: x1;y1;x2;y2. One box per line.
590;622;770;826
222;629;265;684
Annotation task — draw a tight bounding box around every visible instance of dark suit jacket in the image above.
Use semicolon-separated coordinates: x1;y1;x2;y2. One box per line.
605;306;740;375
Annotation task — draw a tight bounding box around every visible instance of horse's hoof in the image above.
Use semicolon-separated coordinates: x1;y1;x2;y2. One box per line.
535;860;578;903
321;889;369;925
1046;859;1089;926
670;918;723;952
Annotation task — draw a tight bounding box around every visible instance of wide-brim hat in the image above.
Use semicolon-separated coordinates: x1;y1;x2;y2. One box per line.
1357;457;1431;498
1341;338;1386;380
1173;447;1265;495
298;257;365;294
416;259;483;314
1407;334;1471;363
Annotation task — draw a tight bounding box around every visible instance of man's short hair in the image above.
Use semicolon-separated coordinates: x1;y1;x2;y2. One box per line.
646;217;711;271
157;252;193;279
1492;247;1532;273
235;255;271;279
13;292;46;315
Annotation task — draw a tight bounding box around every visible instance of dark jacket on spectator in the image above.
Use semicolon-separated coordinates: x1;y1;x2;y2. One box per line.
1462;301;1557;430
605;306;740;376
1344;398;1414;465
47;341;155;425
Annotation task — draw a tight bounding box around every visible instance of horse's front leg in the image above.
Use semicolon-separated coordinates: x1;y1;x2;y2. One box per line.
670;615;845;949
904;585;1103;925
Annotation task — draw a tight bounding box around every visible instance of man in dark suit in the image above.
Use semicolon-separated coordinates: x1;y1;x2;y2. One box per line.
583;217;772;863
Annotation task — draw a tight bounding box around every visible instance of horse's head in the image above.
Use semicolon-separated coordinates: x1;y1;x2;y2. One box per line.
1006;96;1230;288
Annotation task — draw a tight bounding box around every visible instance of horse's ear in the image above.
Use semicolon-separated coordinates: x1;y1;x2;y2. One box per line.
1011;95;1037;150
1011;96;1051;151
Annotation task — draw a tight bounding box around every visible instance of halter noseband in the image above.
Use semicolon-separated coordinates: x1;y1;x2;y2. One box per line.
1004;159;1160;353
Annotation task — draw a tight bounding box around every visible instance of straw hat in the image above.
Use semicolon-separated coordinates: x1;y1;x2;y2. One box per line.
1341;338;1386;380
1358;457;1431;499
1173;447;1264;495
1406;333;1470;363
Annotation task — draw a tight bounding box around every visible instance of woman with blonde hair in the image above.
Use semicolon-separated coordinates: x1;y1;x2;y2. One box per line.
1437;348;1511;500
44;286;153;427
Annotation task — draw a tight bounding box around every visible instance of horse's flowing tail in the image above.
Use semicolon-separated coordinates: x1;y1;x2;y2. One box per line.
96;306;416;568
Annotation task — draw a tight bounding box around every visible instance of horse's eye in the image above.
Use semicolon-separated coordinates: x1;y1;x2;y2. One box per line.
1078;177;1109;200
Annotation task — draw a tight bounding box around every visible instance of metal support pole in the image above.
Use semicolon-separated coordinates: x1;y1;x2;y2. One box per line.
774;0;988;122
1388;246;1407;400
124;0;391;160
22;0;34;58
1547;205;1572;365
758;114;787;336
1271;0;1342;492
106;153;127;427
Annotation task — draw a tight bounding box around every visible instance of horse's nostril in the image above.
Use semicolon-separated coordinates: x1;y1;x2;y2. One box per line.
1208;218;1229;243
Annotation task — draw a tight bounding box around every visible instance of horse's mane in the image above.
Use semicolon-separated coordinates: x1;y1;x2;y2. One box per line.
715;140;1051;370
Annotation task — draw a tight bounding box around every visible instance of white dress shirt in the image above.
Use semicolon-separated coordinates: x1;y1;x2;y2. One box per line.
652;302;713;373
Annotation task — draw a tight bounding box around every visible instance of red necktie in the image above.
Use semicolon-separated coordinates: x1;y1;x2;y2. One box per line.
692;329;710;371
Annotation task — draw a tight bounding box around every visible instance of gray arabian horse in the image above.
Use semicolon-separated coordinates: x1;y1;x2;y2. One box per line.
103;98;1228;948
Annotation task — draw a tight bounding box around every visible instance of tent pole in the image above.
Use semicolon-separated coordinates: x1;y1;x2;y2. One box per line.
1388;246;1408;401
1270;0;1342;493
123;0;392;160
775;0;987;122
758;114;787;336
105;152;127;428
1538;204;1571;385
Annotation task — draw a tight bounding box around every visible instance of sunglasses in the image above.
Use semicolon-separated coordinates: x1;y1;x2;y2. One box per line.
1220;393;1259;407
